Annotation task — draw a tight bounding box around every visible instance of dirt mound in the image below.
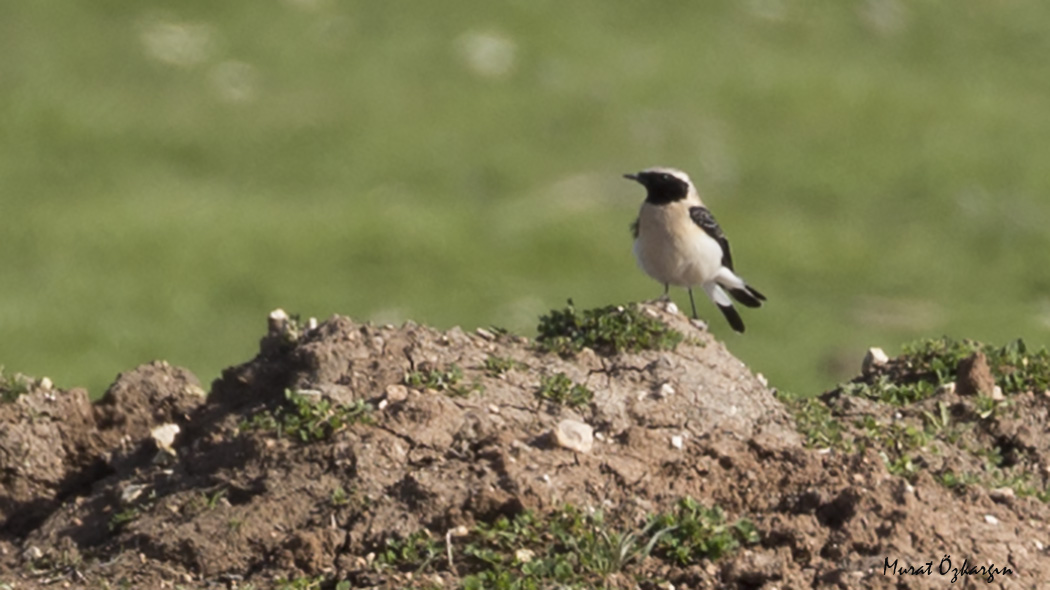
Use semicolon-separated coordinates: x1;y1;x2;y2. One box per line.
2;305;1048;588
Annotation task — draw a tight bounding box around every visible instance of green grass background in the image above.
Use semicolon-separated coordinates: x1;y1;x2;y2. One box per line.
3;0;1049;398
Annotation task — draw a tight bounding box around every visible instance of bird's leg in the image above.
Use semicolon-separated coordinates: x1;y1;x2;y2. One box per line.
688;288;699;319
658;283;670;302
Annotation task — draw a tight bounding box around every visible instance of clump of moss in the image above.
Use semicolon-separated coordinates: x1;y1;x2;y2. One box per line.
536;300;683;357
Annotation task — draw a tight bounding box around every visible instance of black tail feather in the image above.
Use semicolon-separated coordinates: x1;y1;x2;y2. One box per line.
728;286;765;308
718;304;745;333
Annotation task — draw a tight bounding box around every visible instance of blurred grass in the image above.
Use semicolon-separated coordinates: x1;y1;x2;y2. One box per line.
2;0;1049;398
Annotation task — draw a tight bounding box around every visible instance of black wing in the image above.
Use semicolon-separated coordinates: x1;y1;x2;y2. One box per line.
689;206;733;270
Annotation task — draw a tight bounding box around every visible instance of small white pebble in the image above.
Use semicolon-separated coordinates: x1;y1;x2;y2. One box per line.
487;404;500;414
1034;540;1044;551
984;514;999;525
553;419;594;453
989;487;1015;502
658;382;675;398
150;423;180;454
541;474;551;484
756;373;768;387
671;435;684;450
665;301;679;315
38;377;53;391
862;347;889;374
991;386;1005;401
377;399;389;410
515;548;535;563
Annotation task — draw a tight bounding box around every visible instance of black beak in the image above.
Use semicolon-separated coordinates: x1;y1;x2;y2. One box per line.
623;173;639;181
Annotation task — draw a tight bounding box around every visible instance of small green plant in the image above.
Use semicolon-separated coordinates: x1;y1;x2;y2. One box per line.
920;401;952;434
900;337;1050;396
484;355;524;377
852;416;929;478
367;500;755;589
536;373;593;408
109;506;143;532
938;470;980;490
536;299;683;357
404;363;482;397
0;367;33;403
780;394;851;451
375;530;443;572
330;486;350;507
839;375;939;407
836;337;1050;410
273;576;325;590
647;497;759;564
239;389;372;443
973;394;1010;420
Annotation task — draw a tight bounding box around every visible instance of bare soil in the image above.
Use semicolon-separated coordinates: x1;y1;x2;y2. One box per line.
2;303;1048;589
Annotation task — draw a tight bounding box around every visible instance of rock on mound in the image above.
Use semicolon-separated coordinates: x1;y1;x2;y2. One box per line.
3;305;1049;589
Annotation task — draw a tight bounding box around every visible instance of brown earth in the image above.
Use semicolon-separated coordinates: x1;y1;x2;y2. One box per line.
1;303;1047;589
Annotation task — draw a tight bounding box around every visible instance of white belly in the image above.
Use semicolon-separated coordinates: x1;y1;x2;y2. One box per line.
633;203;723;287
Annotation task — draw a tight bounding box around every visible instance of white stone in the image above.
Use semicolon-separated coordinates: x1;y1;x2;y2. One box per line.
385;384;409;402
671;435;684;450
991;386;1004;401
658;382;675;398
150;423;180;454
515;548;535;563
553;419;594;453
984;514;999;525
862;347;890;374
990;487;1015;502
121;484;147;504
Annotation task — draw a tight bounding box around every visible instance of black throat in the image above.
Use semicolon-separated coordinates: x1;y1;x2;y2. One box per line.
640;172;690;205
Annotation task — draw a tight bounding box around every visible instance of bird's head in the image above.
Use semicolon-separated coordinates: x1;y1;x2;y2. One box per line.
623;167;694;204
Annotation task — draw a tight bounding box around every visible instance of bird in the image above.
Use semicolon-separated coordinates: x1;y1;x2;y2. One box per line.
625;166;766;333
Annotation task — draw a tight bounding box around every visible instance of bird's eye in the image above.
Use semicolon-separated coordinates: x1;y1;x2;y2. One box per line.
660;174;670;181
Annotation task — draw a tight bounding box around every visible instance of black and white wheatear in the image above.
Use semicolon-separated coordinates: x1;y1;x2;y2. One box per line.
625;167;766;333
